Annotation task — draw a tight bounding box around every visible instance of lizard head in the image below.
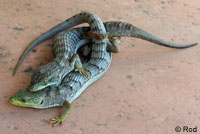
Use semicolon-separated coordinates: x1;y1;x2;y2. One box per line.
28;69;61;92
28;61;70;92
9;88;47;108
9;87;64;109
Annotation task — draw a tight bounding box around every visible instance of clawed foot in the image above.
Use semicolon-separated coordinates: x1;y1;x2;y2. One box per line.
108;36;121;44
75;67;88;77
50;117;64;127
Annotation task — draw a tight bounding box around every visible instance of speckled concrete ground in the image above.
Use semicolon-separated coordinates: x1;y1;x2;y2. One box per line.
0;0;200;134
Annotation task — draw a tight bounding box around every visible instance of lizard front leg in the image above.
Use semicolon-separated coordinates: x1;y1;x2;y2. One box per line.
50;100;72;127
70;54;88;77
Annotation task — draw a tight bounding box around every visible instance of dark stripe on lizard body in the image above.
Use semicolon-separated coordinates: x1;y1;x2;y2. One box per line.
29;27;92;91
103;21;197;48
10;12;198;126
13;20;198;76
10;11;121;125
20;12;110;92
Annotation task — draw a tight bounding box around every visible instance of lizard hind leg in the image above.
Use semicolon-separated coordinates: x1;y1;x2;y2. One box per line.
82;31;121;53
107;36;121;53
50;100;72;127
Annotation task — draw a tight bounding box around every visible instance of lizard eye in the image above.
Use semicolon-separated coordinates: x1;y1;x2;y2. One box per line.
21;99;26;103
42;81;47;84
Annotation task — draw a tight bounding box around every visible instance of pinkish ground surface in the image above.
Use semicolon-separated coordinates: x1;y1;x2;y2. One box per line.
0;0;200;134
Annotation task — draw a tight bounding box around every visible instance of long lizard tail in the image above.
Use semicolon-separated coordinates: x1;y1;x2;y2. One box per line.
13;15;82;76
13;12;102;76
103;21;198;48
13;20;198;75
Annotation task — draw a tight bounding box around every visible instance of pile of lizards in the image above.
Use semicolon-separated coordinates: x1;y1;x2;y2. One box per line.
9;12;198;126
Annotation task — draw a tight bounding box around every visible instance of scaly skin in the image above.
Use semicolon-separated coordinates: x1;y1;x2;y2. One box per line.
10;13;198;126
13;12;107;76
11;12;112;126
83;21;198;48
14;20;198;92
10;36;121;127
19;12;109;92
10;20;199;126
13;20;198;76
29;28;91;92
29;26;117;92
45;11;110;126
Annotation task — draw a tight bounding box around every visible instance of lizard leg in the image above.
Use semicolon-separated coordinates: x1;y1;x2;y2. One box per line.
82;31;108;40
107;36;121;53
83;31;121;53
70;54;88;77
50;100;72;127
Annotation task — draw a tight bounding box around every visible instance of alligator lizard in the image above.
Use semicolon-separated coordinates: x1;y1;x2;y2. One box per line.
10;30;121;127
29;28;93;91
10;12;198;126
17;12;110;92
10;22;198;126
13;19;198;77
13;19;198;92
84;21;198;48
11;12;115;126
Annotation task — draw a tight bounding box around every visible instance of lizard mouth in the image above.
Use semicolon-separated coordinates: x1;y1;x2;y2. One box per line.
10;97;31;108
9;96;44;109
9;97;43;109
